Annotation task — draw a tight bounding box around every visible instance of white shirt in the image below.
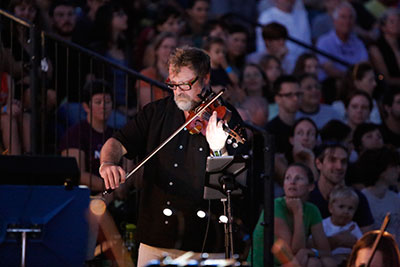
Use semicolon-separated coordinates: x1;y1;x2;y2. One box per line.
322;217;362;255
296;104;342;129
362;188;400;245
332;99;382;125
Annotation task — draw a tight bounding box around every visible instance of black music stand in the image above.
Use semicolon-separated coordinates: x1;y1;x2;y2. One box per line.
0;185;90;266
204;155;248;259
0;155;80;186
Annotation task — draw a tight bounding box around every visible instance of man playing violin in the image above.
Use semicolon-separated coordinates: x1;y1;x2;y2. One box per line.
99;47;247;267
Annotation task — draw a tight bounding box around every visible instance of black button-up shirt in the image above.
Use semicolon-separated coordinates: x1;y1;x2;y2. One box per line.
113;96;247;252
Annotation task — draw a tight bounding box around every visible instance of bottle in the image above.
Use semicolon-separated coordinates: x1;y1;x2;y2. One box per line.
124;223;136;253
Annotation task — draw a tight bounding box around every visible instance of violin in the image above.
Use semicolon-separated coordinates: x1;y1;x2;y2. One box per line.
103;89;244;196
186;89;245;147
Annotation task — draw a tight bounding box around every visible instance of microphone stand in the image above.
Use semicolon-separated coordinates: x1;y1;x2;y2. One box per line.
220;174;236;258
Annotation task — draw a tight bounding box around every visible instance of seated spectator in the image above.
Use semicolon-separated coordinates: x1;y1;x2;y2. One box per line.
349;0;379;43
202;36;244;105
358;147;400;245
347;230;400;267
348;126;385;189
91;1;133;113
275;118;319;186
47;0;92;131
311;0;341;41
3;0;53;106
353;123;384;156
0;83;30;155
241;64;268;99
136;4;183;69
48;0;77;40
333;62;381;124
323;186;363;266
1;0;53;155
369;8;400;87
259;54;282;120
343;90;373;133
138;32;177;109
73;0;107;47
248;22;288;73
203;37;239;91
320;120;352;145
289;118;318;171
292;53;319;77
308;142;374;235
59;80;114;193
249;163;334;267
182;0;210;48
309;142;375;263
265;75;302;154
256;0;311;73
240;96;269;128
380;87;400;149
260;55;282;94
296;73;341;129
0;64;29;155
316;2;369;81
203;18;228;42
225;23;248;77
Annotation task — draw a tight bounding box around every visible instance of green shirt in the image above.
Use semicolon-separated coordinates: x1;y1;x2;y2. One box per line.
247;197;322;267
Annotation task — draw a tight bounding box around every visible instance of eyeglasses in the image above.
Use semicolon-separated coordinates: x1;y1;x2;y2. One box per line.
165;76;198;91
277;91;304;98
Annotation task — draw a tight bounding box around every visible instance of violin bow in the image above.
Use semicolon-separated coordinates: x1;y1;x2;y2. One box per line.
365;212;390;267
103;89;225;196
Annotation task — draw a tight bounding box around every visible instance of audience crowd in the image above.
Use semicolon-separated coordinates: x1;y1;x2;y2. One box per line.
1;0;400;266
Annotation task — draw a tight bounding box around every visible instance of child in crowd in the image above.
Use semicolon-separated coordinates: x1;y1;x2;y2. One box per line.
203;36;239;85
322;186;362;266
249;163;335;267
203;36;242;104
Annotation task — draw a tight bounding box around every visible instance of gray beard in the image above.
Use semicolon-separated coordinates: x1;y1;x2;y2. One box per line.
174;94;197;111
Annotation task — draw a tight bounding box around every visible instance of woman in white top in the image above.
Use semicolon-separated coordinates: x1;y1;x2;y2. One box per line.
357;147;400;246
332;62;381;124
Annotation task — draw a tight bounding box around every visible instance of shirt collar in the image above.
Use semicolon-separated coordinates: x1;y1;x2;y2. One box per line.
332;30;356;45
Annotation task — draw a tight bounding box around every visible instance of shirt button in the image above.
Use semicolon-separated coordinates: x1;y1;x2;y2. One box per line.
179;145;183;149
169;182;173;186
174;163;178;168
165;221;168;224
167;201;170;205
199;147;203;152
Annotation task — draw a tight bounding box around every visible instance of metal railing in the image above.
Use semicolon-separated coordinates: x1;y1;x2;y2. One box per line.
0;8;170;157
0;8;171;196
